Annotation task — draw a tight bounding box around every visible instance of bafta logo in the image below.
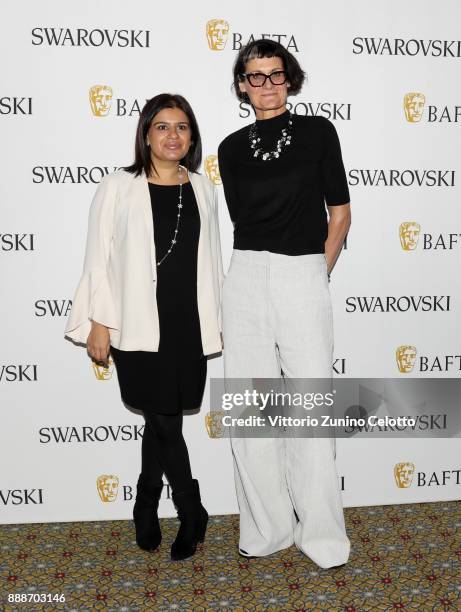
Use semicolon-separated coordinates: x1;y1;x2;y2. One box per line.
394;462;415;488
96;474;119;502
204;155;222;185
89;85;113;117
399;222;421;251
404;92;425;123
205;411;224;438
396;346;417;373
206;19;229;51
92;358;114;381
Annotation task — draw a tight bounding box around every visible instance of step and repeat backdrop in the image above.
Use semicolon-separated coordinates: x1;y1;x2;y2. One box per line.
1;0;460;523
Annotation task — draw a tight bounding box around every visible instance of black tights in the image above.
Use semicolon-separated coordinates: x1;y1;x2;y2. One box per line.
141;411;193;492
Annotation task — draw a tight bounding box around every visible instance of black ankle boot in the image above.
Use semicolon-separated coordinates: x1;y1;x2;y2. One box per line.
171;479;208;561
133;476;163;551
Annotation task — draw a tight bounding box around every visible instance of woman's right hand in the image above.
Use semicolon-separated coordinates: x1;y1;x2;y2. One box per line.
87;321;110;365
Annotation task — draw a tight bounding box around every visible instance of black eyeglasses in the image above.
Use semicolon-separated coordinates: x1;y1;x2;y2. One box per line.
241;70;287;87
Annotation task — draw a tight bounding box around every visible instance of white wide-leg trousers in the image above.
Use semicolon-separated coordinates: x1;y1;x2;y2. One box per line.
222;250;350;568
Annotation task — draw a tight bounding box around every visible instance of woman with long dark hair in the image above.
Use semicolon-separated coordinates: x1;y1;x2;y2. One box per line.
218;40;351;568
65;94;223;561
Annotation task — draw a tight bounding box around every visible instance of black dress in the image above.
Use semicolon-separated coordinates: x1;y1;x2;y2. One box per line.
111;181;207;414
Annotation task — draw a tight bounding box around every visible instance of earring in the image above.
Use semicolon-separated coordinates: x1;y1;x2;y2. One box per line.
146;139;150;147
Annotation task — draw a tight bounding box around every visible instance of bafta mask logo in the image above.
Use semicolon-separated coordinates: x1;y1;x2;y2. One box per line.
394;462;416;488
204;155;222;185
96;474;119;502
89;85;113;117
399;222;421;251
404;92;426;123
205;411;224;438
206;19;229;51
92;358;114;381
396;346;417;373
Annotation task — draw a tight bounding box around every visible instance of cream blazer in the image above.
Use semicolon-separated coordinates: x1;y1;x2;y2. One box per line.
65;168;224;355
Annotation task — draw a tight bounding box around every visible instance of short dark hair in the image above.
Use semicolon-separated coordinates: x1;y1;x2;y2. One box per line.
124;93;202;177
233;39;306;102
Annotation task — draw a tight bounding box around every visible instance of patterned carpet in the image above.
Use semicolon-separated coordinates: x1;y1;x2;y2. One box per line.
1;501;460;611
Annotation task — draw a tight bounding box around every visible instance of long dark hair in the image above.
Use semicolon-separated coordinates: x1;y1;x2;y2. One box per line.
124;93;202;177
233;39;305;102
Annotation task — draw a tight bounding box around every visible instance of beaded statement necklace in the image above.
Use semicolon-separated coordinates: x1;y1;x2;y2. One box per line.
249;111;293;161
154;165;185;267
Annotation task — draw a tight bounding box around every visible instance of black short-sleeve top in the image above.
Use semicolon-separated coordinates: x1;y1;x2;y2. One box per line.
218;110;350;255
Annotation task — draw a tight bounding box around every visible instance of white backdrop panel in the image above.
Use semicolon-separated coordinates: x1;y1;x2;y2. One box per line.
1;0;460;523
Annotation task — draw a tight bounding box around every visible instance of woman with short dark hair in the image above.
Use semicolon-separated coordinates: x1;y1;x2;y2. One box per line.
218;40;351;568
66;93;223;561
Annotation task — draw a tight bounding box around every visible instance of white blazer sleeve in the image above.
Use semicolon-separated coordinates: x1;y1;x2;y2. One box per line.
65;175;119;345
211;184;224;330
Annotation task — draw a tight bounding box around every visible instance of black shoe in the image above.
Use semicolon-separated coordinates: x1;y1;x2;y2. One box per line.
238;548;257;559
133;476;163;551
171;479;208;561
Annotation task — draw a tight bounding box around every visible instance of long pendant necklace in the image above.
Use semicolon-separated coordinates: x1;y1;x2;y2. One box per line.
249;111;293;161
156;166;184;267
